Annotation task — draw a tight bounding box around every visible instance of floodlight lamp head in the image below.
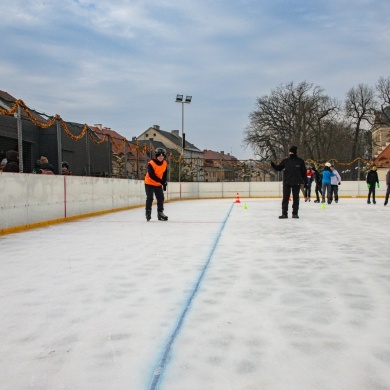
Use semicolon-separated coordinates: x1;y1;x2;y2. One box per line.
176;94;183;102
185;95;192;103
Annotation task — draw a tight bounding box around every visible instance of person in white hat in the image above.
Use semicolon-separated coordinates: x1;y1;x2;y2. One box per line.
321;162;334;204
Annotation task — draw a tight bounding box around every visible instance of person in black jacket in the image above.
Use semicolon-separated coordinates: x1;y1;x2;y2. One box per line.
384;167;390;206
3;150;19;172
366;164;379;204
312;166;322;203
271;146;307;219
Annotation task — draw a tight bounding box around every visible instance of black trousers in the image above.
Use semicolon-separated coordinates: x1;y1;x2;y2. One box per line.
305;181;312;199
385;185;390;204
145;184;164;212
315;182;322;200
281;184;300;216
367;185;376;202
330;184;339;202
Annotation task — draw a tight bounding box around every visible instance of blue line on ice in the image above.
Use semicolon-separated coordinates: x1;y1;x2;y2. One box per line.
149;202;234;390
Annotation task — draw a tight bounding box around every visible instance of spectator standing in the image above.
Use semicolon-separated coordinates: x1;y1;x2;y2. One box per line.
366;165;379;204
3;150;19;172
61;161;72;175
35;156;55;175
330;165;342;203
321;163;334;204
270;146;307;219
384;167;390;206
0;158;7;172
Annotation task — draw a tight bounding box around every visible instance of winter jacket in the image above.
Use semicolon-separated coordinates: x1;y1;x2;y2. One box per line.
271;154;307;186
330;169;341;185
306;169;314;184
35;163;55;174
321;167;334;185
3;150;19;172
144;158;167;187
366;170;379;185
313;169;322;184
386;169;390;186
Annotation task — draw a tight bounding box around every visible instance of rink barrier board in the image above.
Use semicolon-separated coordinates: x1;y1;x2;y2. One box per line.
0;173;385;235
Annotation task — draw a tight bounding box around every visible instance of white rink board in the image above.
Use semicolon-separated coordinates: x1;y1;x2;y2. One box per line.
0;172;386;231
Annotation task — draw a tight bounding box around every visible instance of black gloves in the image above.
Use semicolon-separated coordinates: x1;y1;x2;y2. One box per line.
163;183;167;191
338;182;341;185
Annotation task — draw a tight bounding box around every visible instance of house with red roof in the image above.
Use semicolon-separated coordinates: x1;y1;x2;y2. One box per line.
372;107;390;180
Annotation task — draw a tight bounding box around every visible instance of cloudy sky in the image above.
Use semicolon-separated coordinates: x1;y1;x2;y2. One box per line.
1;0;389;159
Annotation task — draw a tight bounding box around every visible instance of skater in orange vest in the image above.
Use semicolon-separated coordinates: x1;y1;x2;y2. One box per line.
144;148;168;221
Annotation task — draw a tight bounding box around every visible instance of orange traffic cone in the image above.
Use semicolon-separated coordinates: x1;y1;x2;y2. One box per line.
235;193;241;203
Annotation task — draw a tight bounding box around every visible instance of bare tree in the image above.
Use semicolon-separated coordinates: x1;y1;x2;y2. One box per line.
243;81;338;162
344;83;376;164
376;76;390;123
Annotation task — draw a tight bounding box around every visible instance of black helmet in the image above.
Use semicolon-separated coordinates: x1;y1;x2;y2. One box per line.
155;148;166;158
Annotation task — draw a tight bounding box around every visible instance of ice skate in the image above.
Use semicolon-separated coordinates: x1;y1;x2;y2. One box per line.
146;209;151;221
158;211;168;221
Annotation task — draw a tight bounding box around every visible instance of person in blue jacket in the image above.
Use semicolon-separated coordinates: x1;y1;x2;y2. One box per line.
321;162;334;204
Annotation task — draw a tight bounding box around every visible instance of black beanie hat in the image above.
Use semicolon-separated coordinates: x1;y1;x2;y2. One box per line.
289;146;297;154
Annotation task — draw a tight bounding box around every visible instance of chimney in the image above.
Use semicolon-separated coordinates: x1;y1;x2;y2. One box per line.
171;130;179;137
153;125;160;130
94;124;102;130
220;151;224;155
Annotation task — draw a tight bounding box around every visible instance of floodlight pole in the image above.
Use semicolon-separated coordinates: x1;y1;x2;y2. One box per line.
175;95;192;189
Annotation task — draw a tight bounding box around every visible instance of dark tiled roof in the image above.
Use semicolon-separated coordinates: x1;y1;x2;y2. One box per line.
0;89;49;123
0;90;16;102
158;128;201;152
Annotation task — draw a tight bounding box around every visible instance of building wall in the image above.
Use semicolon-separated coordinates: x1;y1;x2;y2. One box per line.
372;124;390;158
0;115;111;176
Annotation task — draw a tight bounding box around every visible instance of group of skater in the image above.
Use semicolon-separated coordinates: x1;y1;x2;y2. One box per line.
270;145;390;219
3;147;390;222
144;145;390;221
302;162;341;204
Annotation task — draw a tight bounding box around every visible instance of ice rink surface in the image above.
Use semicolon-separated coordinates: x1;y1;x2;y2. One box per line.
1;198;390;390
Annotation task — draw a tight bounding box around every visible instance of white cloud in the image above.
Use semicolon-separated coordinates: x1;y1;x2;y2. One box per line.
1;0;390;159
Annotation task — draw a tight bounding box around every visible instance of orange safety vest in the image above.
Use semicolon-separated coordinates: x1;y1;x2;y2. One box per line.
144;160;167;186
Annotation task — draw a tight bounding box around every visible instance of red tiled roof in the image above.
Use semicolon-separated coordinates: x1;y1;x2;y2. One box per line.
374;144;390;167
89;125;147;158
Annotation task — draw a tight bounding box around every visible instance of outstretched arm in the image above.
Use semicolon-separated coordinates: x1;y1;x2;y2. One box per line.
270;161;285;172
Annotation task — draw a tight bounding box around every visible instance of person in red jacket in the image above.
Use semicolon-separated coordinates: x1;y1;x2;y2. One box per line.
144;148;168;221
